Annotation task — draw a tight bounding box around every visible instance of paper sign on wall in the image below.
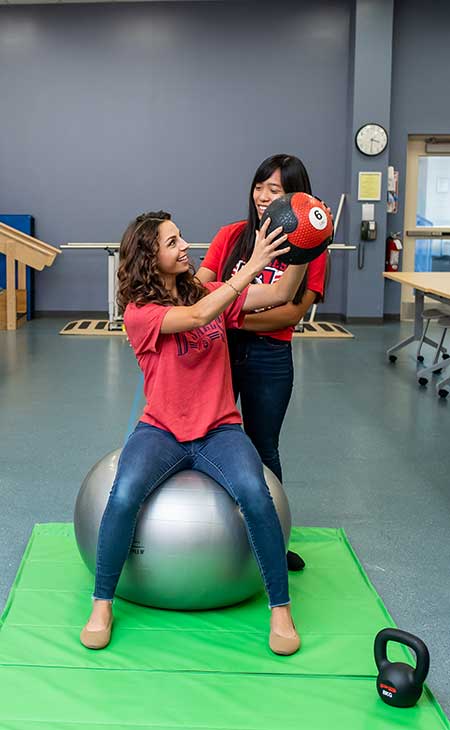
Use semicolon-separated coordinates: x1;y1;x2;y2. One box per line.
358;172;382;201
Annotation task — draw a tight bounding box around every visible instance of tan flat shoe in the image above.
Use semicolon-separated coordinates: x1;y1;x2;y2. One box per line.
80;618;113;650
269;624;301;656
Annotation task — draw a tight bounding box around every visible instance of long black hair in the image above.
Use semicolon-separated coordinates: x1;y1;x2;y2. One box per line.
222;154;312;289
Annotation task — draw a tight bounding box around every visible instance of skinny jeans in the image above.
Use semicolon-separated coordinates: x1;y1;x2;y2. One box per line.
227;331;294;482
94;422;290;608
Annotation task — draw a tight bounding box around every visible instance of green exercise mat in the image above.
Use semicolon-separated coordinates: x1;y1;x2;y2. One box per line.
0;524;448;729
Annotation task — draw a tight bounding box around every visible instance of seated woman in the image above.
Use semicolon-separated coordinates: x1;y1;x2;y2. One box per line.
80;210;314;656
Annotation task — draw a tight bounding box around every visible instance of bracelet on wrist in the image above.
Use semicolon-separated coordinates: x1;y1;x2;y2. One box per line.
225;280;241;296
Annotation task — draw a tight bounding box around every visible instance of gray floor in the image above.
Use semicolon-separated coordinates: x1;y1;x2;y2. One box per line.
0;318;449;716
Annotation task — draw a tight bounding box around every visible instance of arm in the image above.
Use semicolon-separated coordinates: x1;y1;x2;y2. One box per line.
161;219;288;335
196;222;239;284
241;264;308;313
160;284;245;335
196;266;217;284
242;289;317;331
198;220;306;312
244;249;329;328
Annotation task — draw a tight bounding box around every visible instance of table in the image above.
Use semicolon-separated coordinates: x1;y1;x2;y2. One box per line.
384;272;450;396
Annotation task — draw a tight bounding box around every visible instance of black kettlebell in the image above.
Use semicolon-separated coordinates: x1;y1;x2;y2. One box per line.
374;628;430;708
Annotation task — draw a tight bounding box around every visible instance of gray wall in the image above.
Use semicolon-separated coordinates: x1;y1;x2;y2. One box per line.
0;0;351;313
4;0;449;317
385;0;450;314
344;0;393;320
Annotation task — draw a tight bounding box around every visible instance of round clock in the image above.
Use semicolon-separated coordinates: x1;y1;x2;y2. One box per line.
355;123;388;156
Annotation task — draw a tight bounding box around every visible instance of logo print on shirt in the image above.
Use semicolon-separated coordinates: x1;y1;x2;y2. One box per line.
175;319;225;356
233;259;287;285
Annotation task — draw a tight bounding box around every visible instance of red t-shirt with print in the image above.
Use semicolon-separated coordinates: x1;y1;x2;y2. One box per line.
202;220;327;341
123;282;248;442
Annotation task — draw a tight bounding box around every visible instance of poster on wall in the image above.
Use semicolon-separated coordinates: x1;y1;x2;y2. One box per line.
358;172;382;201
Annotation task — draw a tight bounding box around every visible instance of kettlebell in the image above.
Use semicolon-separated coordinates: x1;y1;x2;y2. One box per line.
374;628;430;708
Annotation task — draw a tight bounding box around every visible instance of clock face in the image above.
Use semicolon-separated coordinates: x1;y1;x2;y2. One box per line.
355;124;388;156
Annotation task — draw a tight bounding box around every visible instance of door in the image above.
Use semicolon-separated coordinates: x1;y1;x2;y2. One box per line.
402;136;450;318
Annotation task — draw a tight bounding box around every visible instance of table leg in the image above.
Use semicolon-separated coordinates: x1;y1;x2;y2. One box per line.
6;255;16;330
414;289;424;339
387;334;416;360
113;251;121;325
107;251;115;328
386;289;425;362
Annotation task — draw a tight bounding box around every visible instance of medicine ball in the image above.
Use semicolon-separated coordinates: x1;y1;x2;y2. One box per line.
261;192;333;264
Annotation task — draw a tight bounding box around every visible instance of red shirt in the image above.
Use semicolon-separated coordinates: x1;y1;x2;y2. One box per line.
202;221;328;341
123;282;248;441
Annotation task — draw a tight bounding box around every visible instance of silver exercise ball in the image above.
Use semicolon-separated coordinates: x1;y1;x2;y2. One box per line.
74;448;291;610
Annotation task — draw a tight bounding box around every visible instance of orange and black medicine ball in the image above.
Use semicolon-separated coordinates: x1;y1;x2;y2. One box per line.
261;192;334;265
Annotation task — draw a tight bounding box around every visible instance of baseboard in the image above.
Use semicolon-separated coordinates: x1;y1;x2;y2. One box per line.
383;313;401;321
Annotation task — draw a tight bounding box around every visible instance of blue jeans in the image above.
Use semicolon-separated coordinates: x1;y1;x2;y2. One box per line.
227;331;294;482
94;422;289;608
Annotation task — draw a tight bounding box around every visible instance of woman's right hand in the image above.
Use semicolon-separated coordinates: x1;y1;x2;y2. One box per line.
247;217;289;276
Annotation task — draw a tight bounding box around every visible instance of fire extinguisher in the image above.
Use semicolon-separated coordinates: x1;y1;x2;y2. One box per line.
385;234;403;272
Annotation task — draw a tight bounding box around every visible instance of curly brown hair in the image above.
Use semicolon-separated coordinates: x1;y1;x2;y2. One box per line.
116;211;207;313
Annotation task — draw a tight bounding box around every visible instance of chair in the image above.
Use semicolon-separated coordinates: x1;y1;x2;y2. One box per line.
417;316;450;388
436;372;450;399
416;307;450;362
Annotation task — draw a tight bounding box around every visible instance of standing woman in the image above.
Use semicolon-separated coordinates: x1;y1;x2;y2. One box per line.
80;210;313;655
197;155;329;572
